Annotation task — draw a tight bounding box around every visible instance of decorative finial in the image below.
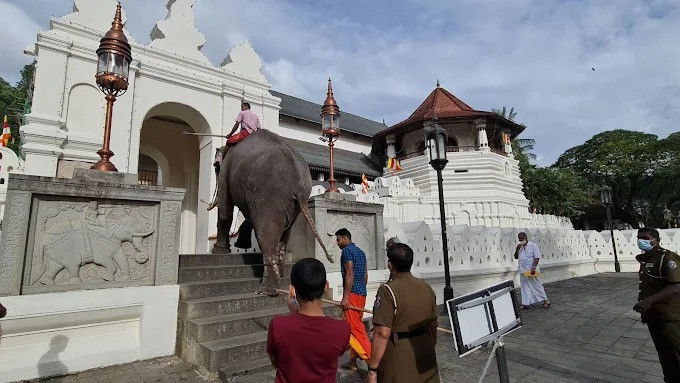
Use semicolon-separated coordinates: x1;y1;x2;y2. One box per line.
436;79;440;88
112;2;124;31
321;78;340;116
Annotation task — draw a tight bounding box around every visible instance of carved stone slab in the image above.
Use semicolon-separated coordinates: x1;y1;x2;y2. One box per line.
286;194;385;273
0;173;185;296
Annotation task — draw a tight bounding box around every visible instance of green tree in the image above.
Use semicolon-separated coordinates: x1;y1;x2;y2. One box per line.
523;167;592;216
492;106;590;217
554;129;658;227
0;62;35;155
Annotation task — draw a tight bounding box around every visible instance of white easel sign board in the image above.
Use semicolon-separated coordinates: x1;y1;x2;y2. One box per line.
446;280;522;357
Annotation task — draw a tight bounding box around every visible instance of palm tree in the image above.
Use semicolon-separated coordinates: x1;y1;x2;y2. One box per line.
492;106;536;163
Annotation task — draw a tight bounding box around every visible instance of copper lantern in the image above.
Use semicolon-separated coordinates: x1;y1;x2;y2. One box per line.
91;2;132;172
320;78;341;192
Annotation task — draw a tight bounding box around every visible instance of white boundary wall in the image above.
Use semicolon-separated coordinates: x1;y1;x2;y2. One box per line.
326;223;680;314
0;285;179;383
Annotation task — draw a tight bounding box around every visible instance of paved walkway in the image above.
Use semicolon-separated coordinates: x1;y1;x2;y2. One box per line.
30;272;663;383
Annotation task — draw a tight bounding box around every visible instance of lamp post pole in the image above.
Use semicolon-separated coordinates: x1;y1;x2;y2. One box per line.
320;78;340;193
604;204;620;272
600;185;620;272
432;159;454;302
91;2;131;172
426;119;454;302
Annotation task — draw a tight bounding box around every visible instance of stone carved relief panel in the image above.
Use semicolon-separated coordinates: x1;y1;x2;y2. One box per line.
322;211;377;269
22;197;159;294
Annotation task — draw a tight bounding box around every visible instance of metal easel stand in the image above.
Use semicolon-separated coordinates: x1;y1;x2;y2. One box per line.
477;336;510;383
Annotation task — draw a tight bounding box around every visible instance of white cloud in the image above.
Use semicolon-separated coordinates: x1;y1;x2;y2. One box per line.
2;0;679;165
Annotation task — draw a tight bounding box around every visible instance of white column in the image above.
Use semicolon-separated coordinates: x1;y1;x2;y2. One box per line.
386;134;397;158
475;118;490;152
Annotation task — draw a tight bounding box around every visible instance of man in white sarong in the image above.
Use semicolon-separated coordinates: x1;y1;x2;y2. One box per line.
514;232;551;309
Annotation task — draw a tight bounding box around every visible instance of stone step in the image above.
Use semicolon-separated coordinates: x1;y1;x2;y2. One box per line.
219;353;367;383
179;293;288;320
178;264;264;283
179;253;263;268
187;305;342;343
179;278;264;300
198;331;269;372
219;357;273;382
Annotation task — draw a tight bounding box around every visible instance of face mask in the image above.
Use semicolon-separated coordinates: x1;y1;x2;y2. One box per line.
519;240;527;245
638;239;653;252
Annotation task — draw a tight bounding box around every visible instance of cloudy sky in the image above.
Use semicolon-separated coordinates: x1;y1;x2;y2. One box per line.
1;0;679;165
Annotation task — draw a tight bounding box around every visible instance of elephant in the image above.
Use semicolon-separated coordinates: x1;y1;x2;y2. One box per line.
212;129;332;296
33;205;155;285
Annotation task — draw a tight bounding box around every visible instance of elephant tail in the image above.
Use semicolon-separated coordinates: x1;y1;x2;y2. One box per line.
299;200;334;263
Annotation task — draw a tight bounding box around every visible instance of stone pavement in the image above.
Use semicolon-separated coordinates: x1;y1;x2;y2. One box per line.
28;272;663;383
435;272;663;383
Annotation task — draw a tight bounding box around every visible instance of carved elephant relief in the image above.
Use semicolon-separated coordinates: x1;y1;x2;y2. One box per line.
31;202;155;286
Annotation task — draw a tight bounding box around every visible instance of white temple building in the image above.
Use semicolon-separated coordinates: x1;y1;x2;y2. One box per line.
4;1;679;381
10;0;570;256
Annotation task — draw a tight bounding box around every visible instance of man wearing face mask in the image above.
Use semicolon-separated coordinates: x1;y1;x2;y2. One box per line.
634;227;680;383
514;232;551;309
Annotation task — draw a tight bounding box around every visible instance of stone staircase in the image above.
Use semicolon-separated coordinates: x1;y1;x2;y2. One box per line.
176;253;362;383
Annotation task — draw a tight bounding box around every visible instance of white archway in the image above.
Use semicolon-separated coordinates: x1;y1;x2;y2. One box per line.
139;102;213;254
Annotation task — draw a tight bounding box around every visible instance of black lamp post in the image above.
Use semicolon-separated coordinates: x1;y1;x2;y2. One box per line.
662;206;672;229
600;185;620;272
425;119;454;302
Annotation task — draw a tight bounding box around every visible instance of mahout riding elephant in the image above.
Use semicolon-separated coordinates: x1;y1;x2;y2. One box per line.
212;129;332;296
34;205;154;285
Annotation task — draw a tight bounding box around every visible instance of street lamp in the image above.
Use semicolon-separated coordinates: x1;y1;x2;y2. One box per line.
425;119;454;302
600;185;620;272
662;206;672;229
320;78;340;193
91;2;132;172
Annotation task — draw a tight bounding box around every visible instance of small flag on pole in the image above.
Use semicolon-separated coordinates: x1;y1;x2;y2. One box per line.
1;113;11;147
386;157;402;174
361;174;369;194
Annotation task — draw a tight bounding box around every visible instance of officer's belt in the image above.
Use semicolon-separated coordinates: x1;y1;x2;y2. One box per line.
389;326;428;341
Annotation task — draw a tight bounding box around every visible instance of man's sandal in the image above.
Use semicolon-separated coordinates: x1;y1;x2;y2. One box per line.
542;302;551;308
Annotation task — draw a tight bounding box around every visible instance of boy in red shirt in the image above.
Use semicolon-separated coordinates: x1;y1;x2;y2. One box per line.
267;258;350;383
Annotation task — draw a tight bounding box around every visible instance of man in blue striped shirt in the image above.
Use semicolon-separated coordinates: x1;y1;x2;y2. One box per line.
336;228;371;371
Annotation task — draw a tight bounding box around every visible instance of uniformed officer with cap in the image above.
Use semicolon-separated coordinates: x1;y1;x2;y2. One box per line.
633;227;680;382
366;242;439;383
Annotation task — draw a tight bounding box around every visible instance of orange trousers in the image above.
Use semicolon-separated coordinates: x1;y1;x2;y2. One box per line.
345;293;371;360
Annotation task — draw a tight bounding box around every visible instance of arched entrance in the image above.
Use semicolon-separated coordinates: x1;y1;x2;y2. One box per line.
139;103;212;254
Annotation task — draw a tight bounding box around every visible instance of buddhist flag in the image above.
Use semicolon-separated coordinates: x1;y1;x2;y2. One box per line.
1;113;10;147
386;157;402;174
502;132;511;145
361;173;369;194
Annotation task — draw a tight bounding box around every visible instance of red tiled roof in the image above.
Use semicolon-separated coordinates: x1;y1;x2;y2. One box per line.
376;86;497;137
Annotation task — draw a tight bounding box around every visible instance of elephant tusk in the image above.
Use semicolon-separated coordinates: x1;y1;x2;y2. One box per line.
131;230;154;237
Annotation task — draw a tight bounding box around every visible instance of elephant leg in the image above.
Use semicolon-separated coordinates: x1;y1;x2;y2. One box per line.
254;215;287;297
234;219;254;249
212;198;234;254
114;249;131;281
98;257;118;281
64;262;82;284
38;259;64;285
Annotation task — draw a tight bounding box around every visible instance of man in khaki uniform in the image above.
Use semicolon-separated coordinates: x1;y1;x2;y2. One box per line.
634;227;680;382
366;243;439;383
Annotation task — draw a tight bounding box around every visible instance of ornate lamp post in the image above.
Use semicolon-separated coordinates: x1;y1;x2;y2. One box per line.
662;206;672;229
425;119;454;302
320;78;340;192
91;2;132;172
600;185;620;272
